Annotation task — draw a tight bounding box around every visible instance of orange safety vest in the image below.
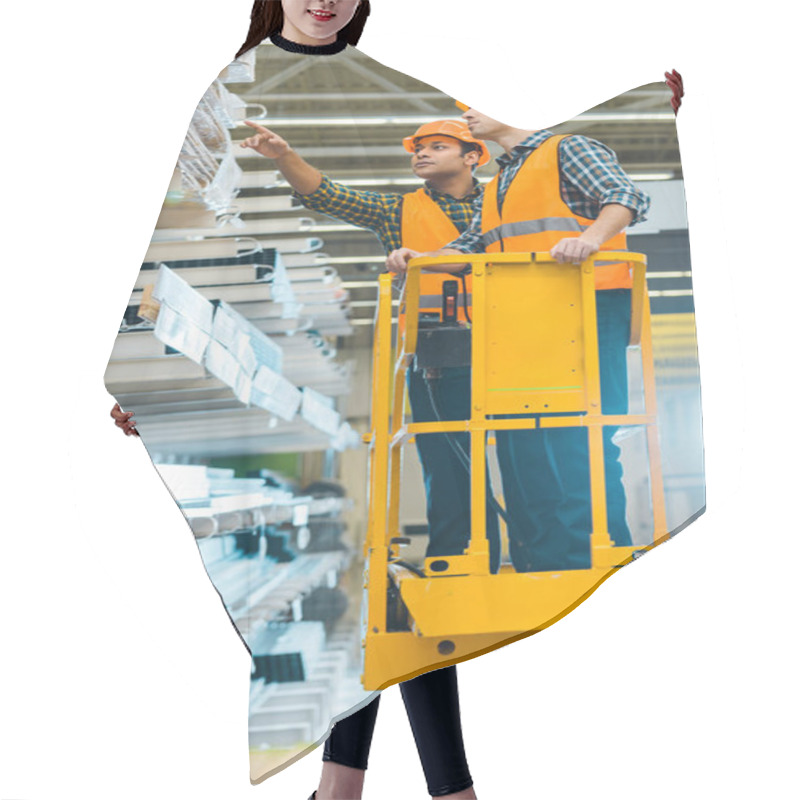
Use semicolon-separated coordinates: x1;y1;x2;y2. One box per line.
400;188;473;326
480;134;632;290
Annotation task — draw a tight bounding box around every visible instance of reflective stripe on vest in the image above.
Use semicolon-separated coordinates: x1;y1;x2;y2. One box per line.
482;216;587;247
400;188;473;323
480;134;632;290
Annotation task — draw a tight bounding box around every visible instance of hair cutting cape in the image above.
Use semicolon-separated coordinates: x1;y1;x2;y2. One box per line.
104;36;703;784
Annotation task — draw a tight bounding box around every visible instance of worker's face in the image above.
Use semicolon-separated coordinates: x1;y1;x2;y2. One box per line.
411;136;478;179
460;108;505;141
281;0;361;44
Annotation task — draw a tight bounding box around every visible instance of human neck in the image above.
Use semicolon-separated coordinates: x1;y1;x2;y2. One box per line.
428;172;475;199
493;127;534;154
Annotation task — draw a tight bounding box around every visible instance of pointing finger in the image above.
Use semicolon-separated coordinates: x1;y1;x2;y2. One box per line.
243;119;270;134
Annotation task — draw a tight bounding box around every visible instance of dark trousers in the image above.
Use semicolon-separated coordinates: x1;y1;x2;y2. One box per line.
323;665;473;797
407;365;501;573
494;289;633;572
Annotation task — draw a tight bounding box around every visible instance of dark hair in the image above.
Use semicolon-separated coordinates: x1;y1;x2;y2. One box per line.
413;137;480;158
235;0;371;59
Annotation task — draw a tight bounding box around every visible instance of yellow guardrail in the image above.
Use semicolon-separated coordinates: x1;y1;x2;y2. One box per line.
361;252;666;690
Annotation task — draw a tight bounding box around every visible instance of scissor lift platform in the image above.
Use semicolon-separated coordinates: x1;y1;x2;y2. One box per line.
361;252;667;690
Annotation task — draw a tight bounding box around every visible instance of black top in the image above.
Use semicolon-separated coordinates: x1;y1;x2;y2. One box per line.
269;31;348;55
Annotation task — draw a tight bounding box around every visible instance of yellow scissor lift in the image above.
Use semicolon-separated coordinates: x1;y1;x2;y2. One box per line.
361;252;667;691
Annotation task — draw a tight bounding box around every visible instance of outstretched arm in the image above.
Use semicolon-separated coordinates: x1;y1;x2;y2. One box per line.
242;121;396;234
240;120;322;195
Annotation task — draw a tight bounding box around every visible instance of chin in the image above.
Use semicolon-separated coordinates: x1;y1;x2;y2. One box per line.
299;18;338;38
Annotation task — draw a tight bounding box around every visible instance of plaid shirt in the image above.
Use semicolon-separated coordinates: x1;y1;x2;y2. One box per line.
295;175;483;254
447;131;650;253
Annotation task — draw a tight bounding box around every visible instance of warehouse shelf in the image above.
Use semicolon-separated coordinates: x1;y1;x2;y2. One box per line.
172;454;371;757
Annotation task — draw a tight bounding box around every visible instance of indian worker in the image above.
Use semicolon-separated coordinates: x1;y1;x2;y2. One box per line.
385;104;651;574
239;117;501;574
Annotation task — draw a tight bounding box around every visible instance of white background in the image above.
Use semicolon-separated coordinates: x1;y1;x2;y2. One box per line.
1;1;797;798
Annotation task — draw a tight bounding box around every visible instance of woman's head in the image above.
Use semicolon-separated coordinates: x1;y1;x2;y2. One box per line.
236;0;371;58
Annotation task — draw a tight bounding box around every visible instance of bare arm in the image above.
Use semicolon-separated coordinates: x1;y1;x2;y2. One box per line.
582;203;634;246
550;203;633;264
240;121;322;195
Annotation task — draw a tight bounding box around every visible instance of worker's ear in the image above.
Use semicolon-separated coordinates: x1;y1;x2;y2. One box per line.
464;149;480;168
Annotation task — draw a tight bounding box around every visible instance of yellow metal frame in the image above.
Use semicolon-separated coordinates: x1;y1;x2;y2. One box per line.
361;252;667;690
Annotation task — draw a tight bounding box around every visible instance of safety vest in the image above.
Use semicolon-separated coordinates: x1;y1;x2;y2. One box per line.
400;188;473;326
480;134;632;290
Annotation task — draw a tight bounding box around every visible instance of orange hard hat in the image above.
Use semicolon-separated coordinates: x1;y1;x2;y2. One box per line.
402;119;490;167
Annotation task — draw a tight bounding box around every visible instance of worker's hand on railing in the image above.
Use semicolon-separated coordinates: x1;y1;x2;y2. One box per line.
110;402;139;437
386;247;420;274
549;237;600;265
